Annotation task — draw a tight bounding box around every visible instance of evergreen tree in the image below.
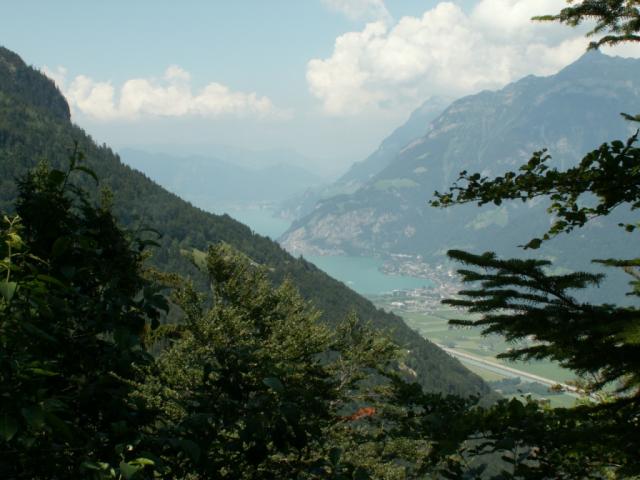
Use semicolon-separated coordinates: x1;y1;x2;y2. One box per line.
428;1;640;477
534;0;640;50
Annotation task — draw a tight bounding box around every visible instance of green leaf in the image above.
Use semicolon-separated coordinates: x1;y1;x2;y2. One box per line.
129;457;155;467
329;447;342;466
21;405;46;430
81;461;115;477
81;461;105;471
26;367;59;377
21;322;58;343
0;413;18;441
44;411;73;441
0;280;17;301
353;467;371;480
263;376;284;393
51;236;72;259
119;461;142;479
176;439;201;462
523;238;542;249
35;274;65;287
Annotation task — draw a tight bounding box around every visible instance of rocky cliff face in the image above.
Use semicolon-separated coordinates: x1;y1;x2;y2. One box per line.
280;51;640;270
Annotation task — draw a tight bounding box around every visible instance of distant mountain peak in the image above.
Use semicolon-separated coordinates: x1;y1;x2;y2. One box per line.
557;49;635;79
280;50;640;271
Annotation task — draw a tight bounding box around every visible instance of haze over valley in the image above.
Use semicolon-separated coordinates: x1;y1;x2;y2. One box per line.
118;50;640;402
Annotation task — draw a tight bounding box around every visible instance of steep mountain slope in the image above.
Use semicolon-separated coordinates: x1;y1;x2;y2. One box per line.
278;96;450;221
0;45;491;398
119;148;324;206
340;96;453;188
281;51;640;268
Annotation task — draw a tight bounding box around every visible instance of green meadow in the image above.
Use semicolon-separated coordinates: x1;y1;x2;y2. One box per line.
372;301;580;407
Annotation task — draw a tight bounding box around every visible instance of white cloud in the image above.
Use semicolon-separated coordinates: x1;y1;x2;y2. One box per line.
67;75;119;120
308;0;640;116
42;66;280;121
322;0;391;22
164;65;191;83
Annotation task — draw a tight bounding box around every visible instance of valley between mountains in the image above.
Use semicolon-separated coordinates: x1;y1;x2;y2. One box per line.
3;2;640;472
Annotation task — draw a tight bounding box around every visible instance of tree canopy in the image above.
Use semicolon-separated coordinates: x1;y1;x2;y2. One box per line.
4;1;640;478
0;155;473;479
428;1;640;477
534;0;640;49
0;150;168;478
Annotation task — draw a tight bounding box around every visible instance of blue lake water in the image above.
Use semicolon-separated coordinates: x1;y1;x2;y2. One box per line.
220;205;431;296
306;255;432;296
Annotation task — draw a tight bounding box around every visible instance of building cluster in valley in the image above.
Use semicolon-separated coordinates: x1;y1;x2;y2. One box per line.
375;255;461;312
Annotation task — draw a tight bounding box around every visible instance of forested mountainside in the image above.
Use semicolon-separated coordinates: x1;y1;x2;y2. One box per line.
0;46;490;398
278;96;450;221
281;51;640;272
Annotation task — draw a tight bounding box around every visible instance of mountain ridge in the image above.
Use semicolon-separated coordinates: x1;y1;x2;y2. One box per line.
119;147;325;207
277;96;450;222
0;45;491;398
280;51;640;275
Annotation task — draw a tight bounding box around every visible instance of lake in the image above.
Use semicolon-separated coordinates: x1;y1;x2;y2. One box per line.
219;204;432;296
306;255;432;295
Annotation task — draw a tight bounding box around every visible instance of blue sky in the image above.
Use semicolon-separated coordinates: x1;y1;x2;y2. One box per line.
2;1;638;175
4;1;451;84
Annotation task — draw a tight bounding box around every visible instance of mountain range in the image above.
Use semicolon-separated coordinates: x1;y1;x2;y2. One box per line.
278;96;451;221
0;45;490;398
280;51;640;280
119;148;325;209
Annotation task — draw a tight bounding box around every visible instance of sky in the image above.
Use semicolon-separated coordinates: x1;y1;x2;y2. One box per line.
2;0;640;176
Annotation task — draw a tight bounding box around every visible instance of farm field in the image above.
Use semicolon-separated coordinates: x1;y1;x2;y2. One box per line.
371;299;581;407
399;308;575;383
